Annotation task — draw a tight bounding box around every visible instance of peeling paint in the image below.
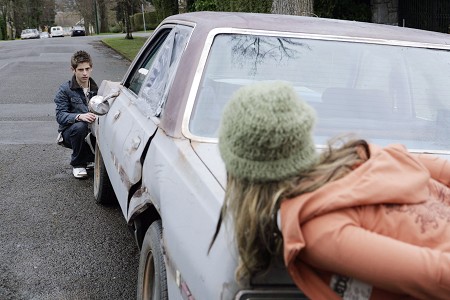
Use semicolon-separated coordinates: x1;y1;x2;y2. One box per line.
110;151;133;189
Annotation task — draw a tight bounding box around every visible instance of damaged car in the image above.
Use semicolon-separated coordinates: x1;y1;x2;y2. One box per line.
89;11;450;299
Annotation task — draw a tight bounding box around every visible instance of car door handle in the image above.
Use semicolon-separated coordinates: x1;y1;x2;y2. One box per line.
113;111;121;119
131;137;141;149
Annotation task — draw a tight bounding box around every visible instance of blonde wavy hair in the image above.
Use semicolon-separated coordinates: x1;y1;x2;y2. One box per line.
210;137;370;282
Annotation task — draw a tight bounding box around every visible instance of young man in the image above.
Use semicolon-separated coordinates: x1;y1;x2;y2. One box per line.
55;50;98;179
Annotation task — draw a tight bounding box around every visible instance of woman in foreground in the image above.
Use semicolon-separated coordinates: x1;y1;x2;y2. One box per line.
213;81;450;300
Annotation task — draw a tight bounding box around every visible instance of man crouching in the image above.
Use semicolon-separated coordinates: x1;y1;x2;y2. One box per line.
55;50;97;179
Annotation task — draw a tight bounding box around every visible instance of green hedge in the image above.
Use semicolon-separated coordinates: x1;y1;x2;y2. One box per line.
217;0;272;12
193;0;272;12
191;0;371;22
110;22;123;33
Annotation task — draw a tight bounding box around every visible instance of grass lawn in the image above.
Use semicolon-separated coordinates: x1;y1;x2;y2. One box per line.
102;36;148;61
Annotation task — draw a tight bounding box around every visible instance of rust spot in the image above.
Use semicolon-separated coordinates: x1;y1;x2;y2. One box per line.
110;151;132;189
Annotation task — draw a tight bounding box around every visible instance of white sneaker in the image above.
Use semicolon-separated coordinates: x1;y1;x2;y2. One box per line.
73;167;88;179
86;162;94;170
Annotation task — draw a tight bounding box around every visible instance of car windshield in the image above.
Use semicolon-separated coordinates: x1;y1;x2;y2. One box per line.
189;33;450;151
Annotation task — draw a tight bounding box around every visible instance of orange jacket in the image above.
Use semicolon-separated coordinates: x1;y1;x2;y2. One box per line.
280;144;450;300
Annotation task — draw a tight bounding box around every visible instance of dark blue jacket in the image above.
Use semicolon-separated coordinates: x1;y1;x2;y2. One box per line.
54;75;98;132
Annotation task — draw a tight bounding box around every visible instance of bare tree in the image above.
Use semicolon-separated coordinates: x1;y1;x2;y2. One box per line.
0;0;10;39
98;0;108;33
41;0;56;29
75;0;95;35
117;0;133;39
271;0;314;16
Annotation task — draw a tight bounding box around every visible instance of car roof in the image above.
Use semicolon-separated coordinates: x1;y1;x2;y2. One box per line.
166;11;450;46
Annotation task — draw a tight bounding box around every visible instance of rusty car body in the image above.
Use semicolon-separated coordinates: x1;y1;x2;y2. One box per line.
90;11;450;299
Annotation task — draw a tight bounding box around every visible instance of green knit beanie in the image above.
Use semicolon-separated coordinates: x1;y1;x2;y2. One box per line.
218;81;318;182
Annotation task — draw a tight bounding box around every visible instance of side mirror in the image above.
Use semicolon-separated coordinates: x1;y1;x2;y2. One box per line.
89;90;120;115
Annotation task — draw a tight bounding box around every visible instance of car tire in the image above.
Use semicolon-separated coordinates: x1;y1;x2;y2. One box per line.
94;143;117;205
137;220;168;300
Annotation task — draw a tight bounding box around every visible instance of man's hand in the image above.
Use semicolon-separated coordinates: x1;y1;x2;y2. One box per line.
78;112;97;123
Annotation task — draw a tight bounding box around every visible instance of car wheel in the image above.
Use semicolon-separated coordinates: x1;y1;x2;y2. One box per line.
93;143;117;205
137;220;168;300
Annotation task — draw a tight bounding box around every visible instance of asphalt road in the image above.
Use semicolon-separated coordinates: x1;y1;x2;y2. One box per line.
0;34;148;300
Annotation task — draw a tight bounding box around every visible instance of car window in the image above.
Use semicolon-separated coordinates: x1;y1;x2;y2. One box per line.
128;30;171;96
132;25;191;118
189;33;450;150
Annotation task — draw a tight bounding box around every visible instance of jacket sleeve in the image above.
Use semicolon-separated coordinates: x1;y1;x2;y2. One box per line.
370;144;450;187
300;211;450;300
413;153;450;187
54;86;77;127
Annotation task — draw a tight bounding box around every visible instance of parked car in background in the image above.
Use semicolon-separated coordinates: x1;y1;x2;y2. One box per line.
39;31;50;38
50;26;64;37
89;11;450;300
63;27;72;36
71;26;86;37
20;29;40;39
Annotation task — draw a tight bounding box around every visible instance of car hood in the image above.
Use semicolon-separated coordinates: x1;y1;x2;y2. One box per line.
191;142;450;191
191;141;226;189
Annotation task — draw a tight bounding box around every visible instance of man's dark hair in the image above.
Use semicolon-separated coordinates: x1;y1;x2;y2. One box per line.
71;50;92;69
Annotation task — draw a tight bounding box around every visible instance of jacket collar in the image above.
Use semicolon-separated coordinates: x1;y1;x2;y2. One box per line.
70;75;98;92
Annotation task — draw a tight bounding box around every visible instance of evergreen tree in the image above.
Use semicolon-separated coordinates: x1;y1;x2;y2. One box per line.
151;0;179;23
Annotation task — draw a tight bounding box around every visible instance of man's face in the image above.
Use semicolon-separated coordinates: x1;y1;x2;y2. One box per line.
72;62;92;85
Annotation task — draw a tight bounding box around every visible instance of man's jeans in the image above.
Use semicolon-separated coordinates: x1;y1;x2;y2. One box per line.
62;122;95;167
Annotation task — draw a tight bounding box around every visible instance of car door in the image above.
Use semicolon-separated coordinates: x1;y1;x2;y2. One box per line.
97;24;192;217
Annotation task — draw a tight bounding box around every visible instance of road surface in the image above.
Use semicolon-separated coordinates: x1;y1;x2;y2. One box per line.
0;34;147;300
